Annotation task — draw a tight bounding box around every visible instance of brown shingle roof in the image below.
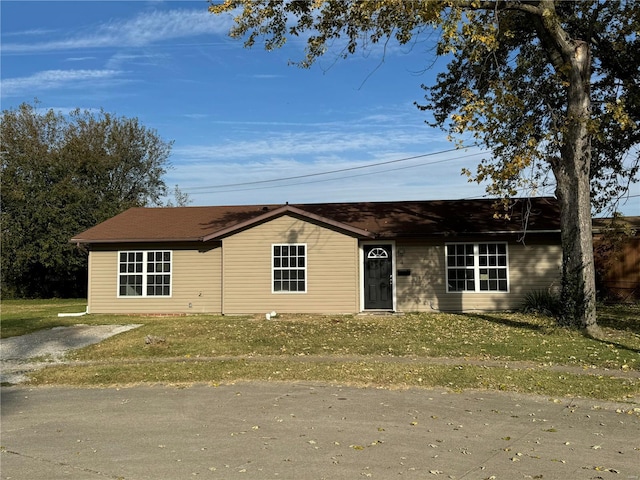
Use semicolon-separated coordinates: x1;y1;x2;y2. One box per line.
70;197;561;244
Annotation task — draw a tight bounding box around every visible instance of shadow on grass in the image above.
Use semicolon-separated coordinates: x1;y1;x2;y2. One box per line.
469;310;640;356
592;305;640;355
597;304;640;335
587;335;640;355
465;313;551;333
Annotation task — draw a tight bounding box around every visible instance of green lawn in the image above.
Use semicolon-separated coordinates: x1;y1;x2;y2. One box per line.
1;299;98;338
2;299;639;402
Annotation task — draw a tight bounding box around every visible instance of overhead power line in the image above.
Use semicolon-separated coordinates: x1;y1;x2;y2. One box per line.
183;146;480;192
188;149;487;196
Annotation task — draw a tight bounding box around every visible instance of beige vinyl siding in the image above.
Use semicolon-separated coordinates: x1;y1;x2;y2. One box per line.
395;236;561;312
222;214;359;314
87;242;222;314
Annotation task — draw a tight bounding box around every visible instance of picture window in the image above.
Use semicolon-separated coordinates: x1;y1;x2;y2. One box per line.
118;250;171;297
446;243;508;292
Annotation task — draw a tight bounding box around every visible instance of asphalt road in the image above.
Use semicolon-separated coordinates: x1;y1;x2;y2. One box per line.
2;382;639;479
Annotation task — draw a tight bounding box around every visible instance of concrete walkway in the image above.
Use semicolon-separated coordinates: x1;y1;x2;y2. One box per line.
2;382;639;479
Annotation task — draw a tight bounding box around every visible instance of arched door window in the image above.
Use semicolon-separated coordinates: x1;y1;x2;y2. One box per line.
367;247;389;259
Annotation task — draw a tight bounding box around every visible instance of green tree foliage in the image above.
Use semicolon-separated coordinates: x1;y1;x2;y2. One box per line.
210;0;639;332
1;102;174;298
416;1;639;211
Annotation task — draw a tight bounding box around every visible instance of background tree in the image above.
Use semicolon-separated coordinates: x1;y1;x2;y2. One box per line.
1;102;174;298
210;0;639;333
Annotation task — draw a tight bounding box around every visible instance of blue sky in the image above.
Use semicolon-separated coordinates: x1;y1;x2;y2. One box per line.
2;1;638;216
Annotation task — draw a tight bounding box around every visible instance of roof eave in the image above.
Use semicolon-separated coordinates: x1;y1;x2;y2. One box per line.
378;229;562;238
470;229;561;235
70;237;208;245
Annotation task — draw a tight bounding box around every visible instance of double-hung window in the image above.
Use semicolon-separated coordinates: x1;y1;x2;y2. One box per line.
118;251;172;297
273;244;306;293
446;243;508;292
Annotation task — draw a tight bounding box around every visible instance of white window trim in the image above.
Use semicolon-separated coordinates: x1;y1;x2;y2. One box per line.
445;242;510;293
272;243;307;294
117;250;173;298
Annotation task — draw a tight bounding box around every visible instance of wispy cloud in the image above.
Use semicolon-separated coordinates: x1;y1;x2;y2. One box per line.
2;28;57;38
173;128;440;162
166;152;486;206
246;74;284;79
167;123;477;204
1;69;124;97
105;52;169;69
65;57;98;62
2;9;233;54
182;113;210;119
196;108;432;131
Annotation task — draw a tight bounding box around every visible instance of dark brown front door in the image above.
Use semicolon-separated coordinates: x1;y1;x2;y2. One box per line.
364;245;393;310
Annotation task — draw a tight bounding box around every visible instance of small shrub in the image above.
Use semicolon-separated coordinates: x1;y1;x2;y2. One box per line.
522;290;562;318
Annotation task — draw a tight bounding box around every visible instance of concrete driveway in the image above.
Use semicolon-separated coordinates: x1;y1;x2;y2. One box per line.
1;382;639;479
0;324;141;384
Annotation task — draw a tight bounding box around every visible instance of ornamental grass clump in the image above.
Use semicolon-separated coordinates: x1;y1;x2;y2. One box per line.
522;290;562;319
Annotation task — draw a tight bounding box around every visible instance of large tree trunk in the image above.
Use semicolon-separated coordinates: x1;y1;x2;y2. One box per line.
550;39;598;333
554;154;597;332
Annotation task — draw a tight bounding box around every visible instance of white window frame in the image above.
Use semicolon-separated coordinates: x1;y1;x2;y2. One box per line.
272;243;307;294
117;250;172;298
445;242;509;293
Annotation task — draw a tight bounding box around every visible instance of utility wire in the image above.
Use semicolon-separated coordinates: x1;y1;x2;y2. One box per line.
183;145;479;191
189;149;486;195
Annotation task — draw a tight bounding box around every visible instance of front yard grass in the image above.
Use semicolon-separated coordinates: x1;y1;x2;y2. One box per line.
2;300;639;401
1;299;111;338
